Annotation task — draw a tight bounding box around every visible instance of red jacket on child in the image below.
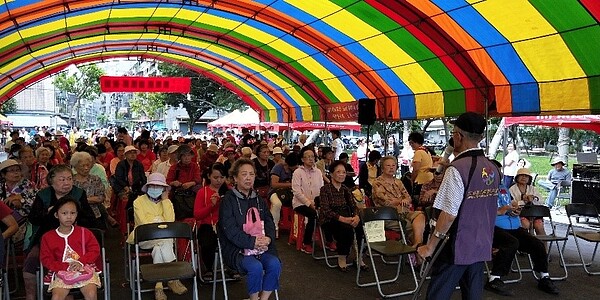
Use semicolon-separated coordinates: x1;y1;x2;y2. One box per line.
40;225;100;272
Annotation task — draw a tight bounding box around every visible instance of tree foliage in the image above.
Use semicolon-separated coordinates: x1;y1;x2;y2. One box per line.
53;65;104;126
129;93;166;122
157;62;245;133
0;98;17;114
96;113;108;126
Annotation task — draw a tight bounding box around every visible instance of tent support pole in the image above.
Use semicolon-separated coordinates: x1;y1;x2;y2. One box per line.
366;125;371;159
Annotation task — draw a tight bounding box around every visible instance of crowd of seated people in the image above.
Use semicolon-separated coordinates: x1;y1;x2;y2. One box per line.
0;126;570;299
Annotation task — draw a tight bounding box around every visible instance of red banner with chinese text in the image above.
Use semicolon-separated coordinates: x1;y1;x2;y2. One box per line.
100;76;191;93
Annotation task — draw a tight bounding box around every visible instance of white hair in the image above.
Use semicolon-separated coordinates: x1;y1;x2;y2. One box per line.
35;146;51;158
70;151;93;168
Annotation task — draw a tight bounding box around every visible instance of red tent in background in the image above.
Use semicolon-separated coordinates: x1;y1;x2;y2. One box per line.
504;115;600;134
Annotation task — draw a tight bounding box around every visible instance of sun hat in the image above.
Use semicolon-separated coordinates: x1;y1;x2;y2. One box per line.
516;168;532;177
55;130;64;136
551;157;566;166
208;144;219;153
272;147;283;155
167;145;179;154
141;173;170;193
0;159;21;172
124;145;139;154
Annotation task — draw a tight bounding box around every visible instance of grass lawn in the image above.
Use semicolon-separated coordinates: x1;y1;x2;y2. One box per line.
493;152;564;200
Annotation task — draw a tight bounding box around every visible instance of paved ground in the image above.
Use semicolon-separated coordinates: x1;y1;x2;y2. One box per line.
7;217;600;300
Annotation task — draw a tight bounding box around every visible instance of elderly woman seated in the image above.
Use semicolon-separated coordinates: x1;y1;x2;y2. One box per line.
127;173;188;300
71;151;107;229
371;156;426;248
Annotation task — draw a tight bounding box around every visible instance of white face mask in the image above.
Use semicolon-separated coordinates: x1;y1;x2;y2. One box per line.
147;187;164;200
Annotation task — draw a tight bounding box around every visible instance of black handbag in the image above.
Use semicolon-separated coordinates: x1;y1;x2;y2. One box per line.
172;188;196;220
273;188;294;207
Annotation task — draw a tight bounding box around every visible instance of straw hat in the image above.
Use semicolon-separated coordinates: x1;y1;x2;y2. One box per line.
0;159;21;172
272;147;283;155
124;145;139;154
141;173;170;193
55;130;64;136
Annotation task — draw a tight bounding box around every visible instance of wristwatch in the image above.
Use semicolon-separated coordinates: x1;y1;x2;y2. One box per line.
433;230;448;240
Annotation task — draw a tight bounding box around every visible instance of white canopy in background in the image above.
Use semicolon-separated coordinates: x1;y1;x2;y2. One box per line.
7;114;68;128
207;109;243;128
208;108;362;132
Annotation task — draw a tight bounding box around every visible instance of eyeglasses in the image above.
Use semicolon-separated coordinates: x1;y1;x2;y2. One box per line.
451;130;464;137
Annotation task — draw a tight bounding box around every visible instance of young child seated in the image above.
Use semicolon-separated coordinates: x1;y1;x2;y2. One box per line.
40;196;101;300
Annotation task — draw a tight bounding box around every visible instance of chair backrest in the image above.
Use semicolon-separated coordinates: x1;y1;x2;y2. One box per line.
134;222;193;243
361;206;399;223
88;228;104;248
87;228;105;272
519;205;551;218
530;173;538;186
566;203;599;218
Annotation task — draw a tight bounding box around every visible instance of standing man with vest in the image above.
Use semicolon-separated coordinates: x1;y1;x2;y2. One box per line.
417;112;500;299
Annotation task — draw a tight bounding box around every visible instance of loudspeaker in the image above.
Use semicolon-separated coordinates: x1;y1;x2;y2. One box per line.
358;98;376;125
572;179;600;211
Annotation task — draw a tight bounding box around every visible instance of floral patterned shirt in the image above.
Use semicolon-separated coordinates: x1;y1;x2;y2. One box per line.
1;178;37;218
73;175;106;218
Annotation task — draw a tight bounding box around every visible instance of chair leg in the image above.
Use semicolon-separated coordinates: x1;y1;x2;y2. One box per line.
311;223;337;268
568;236;600;275
355;241;402;288
504;255;523;284
212;241;228;300
528;240;568;281
5;242;18;295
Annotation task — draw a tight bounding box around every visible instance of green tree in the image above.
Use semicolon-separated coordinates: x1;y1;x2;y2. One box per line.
0;98;17;114
53;65;104;127
158;63;244;133
129;92;166;128
96;113;108;127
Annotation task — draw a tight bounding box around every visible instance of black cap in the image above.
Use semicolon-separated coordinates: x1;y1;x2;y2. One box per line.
450;112;486;134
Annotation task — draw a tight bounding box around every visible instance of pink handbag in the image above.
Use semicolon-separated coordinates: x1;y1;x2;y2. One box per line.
242;207;265;256
56;264;95;285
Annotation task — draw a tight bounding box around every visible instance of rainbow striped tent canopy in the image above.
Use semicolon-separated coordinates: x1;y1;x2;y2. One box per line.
1;0;599;122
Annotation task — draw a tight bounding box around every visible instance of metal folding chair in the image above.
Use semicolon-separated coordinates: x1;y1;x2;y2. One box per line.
211;236;280;300
564;203;600;275
36;228;110;299
519;205;568;280
356;206;419;298
133;222;199;300
311;219;337;268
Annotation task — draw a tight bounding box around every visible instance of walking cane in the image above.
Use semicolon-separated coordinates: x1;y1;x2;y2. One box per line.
412;235;449;300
